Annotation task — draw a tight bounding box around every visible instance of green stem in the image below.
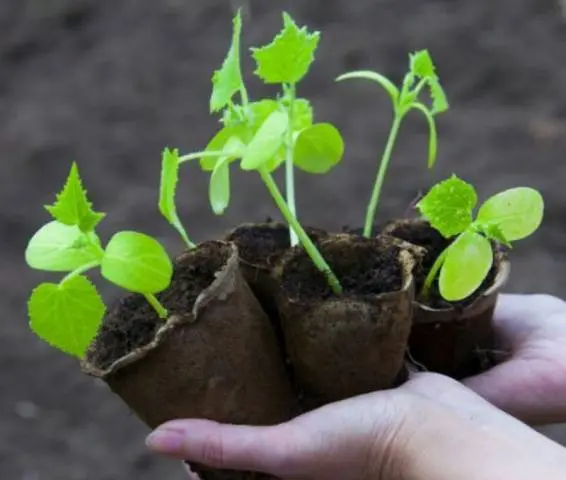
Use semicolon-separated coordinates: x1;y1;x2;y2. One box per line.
363;113;404;237
259;168;342;295
61;261;101;285
284;83;299;246
420;246;450;299
144;293;168;320
178;150;227;165
239;84;249;109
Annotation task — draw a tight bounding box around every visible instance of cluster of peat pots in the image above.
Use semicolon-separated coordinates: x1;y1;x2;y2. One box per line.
24;11;544;480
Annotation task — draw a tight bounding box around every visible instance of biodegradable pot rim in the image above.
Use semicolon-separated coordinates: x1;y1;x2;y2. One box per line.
80;240;238;379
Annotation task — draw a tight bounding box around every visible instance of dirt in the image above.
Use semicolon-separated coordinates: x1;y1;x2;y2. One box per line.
386;220;498;309
2;0;566;478
88;241;231;370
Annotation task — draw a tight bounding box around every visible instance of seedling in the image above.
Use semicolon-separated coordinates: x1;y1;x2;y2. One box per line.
416;175;544;302
337;50;449;237
161;11;344;294
25;163;173;358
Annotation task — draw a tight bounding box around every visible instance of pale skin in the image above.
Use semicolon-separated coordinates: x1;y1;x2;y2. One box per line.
146;293;566;479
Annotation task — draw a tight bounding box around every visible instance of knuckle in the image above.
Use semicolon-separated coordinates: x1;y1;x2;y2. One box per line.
199;432;225;468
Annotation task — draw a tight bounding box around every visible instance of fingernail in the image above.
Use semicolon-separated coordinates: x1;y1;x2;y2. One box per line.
146;429;185;452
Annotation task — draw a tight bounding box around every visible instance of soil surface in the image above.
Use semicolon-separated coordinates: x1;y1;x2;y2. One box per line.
2;0;566;478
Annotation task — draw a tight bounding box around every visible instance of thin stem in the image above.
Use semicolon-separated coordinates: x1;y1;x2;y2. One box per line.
239;84;249;109
144;293;168;320
259;168;342;295
420;245;450;299
284;83;299;246
363;113;404;237
61;261;100;285
178;150;227;164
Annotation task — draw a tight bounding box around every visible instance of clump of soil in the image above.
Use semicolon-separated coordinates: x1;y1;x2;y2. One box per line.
88;242;231;370
388;221;498;309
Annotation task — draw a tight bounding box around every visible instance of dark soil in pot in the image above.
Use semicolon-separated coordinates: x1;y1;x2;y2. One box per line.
383;219;510;378
275;234;418;408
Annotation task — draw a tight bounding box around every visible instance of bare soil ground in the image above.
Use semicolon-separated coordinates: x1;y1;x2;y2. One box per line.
1;0;566;478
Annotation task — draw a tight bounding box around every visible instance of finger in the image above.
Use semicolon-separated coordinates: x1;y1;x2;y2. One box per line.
146;419;309;476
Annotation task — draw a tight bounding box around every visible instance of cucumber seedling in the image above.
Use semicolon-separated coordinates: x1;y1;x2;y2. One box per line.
161;11;344;294
416;175;544;302
25;163;174;358
337;50;449;237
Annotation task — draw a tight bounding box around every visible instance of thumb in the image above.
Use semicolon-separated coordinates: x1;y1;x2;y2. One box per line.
146;419;311;476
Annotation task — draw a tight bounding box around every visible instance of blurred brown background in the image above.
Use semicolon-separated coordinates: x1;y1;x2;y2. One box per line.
1;0;566;478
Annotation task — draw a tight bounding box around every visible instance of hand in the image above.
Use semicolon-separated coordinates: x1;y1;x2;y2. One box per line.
146;373;566;479
464;293;566;425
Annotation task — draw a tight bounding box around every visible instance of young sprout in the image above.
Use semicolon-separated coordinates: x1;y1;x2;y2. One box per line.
416;175;544;302
337;50;449;237
26;163;173;358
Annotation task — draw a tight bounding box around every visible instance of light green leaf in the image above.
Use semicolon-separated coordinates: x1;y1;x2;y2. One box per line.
159;148;193;247
248;99;279;131
429;78;449;114
410;50;436;79
479;223;512;248
101;232;173;294
293;98;313;131
28;275;105;358
335;70;399;104
200;126;244;171
293;123;344;174
251;12;320;84
439;231;493;301
241;110;288;171
25;221;101;272
45;163;105;233
210;10;244;112
477;187;544;242
410;103;438;168
417;175;477;238
208;136;244;215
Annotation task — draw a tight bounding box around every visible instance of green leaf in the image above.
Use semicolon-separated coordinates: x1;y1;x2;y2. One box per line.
101;232;173;294
429;78;449;114
479;223;512;247
210;10;244;112
293;98;313;131
159;148;193;247
45;163;105;233
410;103;438;168
248;100;280;131
28;275;105;358
209;136;244;215
200;126;244;171
476;187;544;242
439;231;493;301
251;12;320;84
410;50;436;79
335;70;399;104
25;221;102;272
241;110;288;170
293;123;344;174
417;175;477;238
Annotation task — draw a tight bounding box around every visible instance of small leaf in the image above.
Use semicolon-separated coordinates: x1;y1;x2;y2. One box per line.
159;148;193;247
479;223;512;247
429;78;449;114
410;103;438;168
292;98;313;131
251;12;320;84
439;231;493;301
335;70;399;104
101;232;173;294
210;10;244;112
28;275;105;358
410;50;436;79
45;163;105;232
248;99;280;131
208;137;244;215
477;187;544;241
293;123;344;174
417;175;477;238
241;110;288;171
200;126;244;171
25;221;101;272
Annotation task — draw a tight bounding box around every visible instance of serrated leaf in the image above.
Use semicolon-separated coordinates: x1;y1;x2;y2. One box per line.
209;136;244;215
335;70;400;104
293;123;344;174
477;187;544;242
45;163;105;232
429;78;449;114
410;103;438;168
159;148;193;247
101;232;173;294
417;175;477;238
28;275;105;358
251;12;320;84
410;50;436;79
210;10;244;112
200;126;245;171
439;231;493;301
241;110;288;171
25;221;102;272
